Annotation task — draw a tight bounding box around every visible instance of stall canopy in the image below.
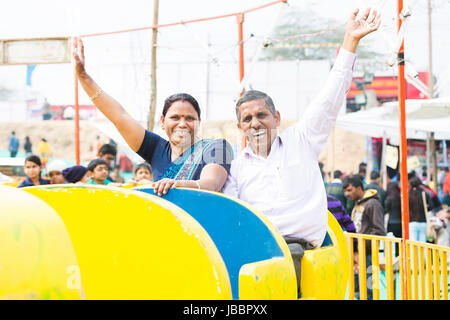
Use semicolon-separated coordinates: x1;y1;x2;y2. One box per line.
336;97;450;141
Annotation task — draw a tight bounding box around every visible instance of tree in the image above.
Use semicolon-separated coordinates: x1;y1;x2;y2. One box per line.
0;86;14;101
262;7;380;61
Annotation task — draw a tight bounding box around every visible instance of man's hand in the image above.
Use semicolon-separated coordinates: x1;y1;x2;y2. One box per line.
342;8;381;53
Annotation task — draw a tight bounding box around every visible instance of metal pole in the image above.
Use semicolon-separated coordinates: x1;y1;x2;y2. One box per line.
237;13;245;84
74;74;80;165
382;132;387;190
237;13;247;150
427;0;438;192
148;0;159;131
427;0;434;99
397;0;410;300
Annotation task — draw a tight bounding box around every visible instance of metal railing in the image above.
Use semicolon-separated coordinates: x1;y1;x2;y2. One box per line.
345;233;450;300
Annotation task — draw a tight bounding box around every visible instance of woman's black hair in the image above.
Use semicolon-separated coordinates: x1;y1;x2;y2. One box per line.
408;176;426;222
25;154;42;166
386;181;400;197
162;93;201;119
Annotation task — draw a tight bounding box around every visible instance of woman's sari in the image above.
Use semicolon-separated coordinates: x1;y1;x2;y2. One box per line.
160;139;214;180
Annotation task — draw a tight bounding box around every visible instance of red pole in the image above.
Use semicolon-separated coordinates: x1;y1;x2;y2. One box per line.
237;13;245;84
397;0;409;300
74;74;80;165
237;13;247;150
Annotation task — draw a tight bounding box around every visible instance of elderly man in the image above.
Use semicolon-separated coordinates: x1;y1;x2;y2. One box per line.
223;8;381;295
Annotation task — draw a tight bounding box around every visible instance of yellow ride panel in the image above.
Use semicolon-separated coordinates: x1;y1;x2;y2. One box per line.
300;212;350;299
0;185;82;300
24;185;232;299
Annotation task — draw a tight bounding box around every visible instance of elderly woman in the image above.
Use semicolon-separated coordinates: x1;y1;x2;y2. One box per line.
72;37;232;196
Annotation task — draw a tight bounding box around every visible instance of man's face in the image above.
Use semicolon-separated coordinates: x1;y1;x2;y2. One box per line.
237;99;280;157
344;184;363;202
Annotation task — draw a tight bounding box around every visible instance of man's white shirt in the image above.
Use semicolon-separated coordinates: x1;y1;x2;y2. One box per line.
222;48;356;247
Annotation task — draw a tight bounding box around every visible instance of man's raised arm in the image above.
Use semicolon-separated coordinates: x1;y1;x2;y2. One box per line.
299;8;381;158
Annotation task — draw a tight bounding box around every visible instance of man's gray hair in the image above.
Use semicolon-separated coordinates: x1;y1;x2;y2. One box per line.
235;90;276;121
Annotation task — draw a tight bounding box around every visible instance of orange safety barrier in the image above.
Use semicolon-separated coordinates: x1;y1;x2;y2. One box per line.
345;233;450;300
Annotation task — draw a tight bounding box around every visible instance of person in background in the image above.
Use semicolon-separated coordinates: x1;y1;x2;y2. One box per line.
443;168;450;206
365;170;386;209
437;167;447;203
62;165;90;184
46;160;67;184
24;136;32;154
358;162;367;185
408;176;432;242
111;165;125;183
8;131;19;158
384;181;402;238
343;174;385;300
91;135;103;159
429;206;450;249
86;158;112;185
326;170;347;211
327;194;356;233
17;154;51;188
129;162;153;186
37;138;51;168
97;143;117;181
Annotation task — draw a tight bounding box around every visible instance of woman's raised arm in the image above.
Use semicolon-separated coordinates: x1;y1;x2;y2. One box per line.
72;37;145;152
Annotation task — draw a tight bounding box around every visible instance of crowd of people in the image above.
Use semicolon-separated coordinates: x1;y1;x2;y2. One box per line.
15;142;153;188
323;163;450;245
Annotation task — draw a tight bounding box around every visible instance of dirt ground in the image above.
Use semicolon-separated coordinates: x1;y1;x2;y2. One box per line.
1;120;366;176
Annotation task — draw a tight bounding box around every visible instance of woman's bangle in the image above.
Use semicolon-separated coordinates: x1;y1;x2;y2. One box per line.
90;88;103;101
193;180;201;189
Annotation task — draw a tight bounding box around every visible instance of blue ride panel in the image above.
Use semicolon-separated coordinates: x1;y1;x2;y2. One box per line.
135;188;285;300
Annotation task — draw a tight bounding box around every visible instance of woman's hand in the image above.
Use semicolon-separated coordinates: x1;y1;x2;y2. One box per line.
72;37;86;77
153;178;180;196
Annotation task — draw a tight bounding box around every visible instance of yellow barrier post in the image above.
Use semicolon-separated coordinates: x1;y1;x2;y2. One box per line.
348;237;355;300
358;238;367;300
411;244;419;300
385;240;394;300
441;251;448;300
371;240;380;300
426;248;433;299
398;240;406;300
419;246;426;299
433;249;440;300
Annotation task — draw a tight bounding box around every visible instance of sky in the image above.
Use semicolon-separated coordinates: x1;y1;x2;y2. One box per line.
0;0;449;121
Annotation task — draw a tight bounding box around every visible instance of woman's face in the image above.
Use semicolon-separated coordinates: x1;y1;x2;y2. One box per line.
24;161;41;180
161;100;200;148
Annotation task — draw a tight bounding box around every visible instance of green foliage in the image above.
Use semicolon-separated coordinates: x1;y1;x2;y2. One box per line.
0;86;14;101
262;7;379;61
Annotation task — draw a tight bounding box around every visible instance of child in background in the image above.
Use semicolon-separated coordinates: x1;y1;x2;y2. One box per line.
17;154;51;188
129;163;153;186
429;206;450;248
86;159;112;185
46;160;67;184
62;165;90;184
